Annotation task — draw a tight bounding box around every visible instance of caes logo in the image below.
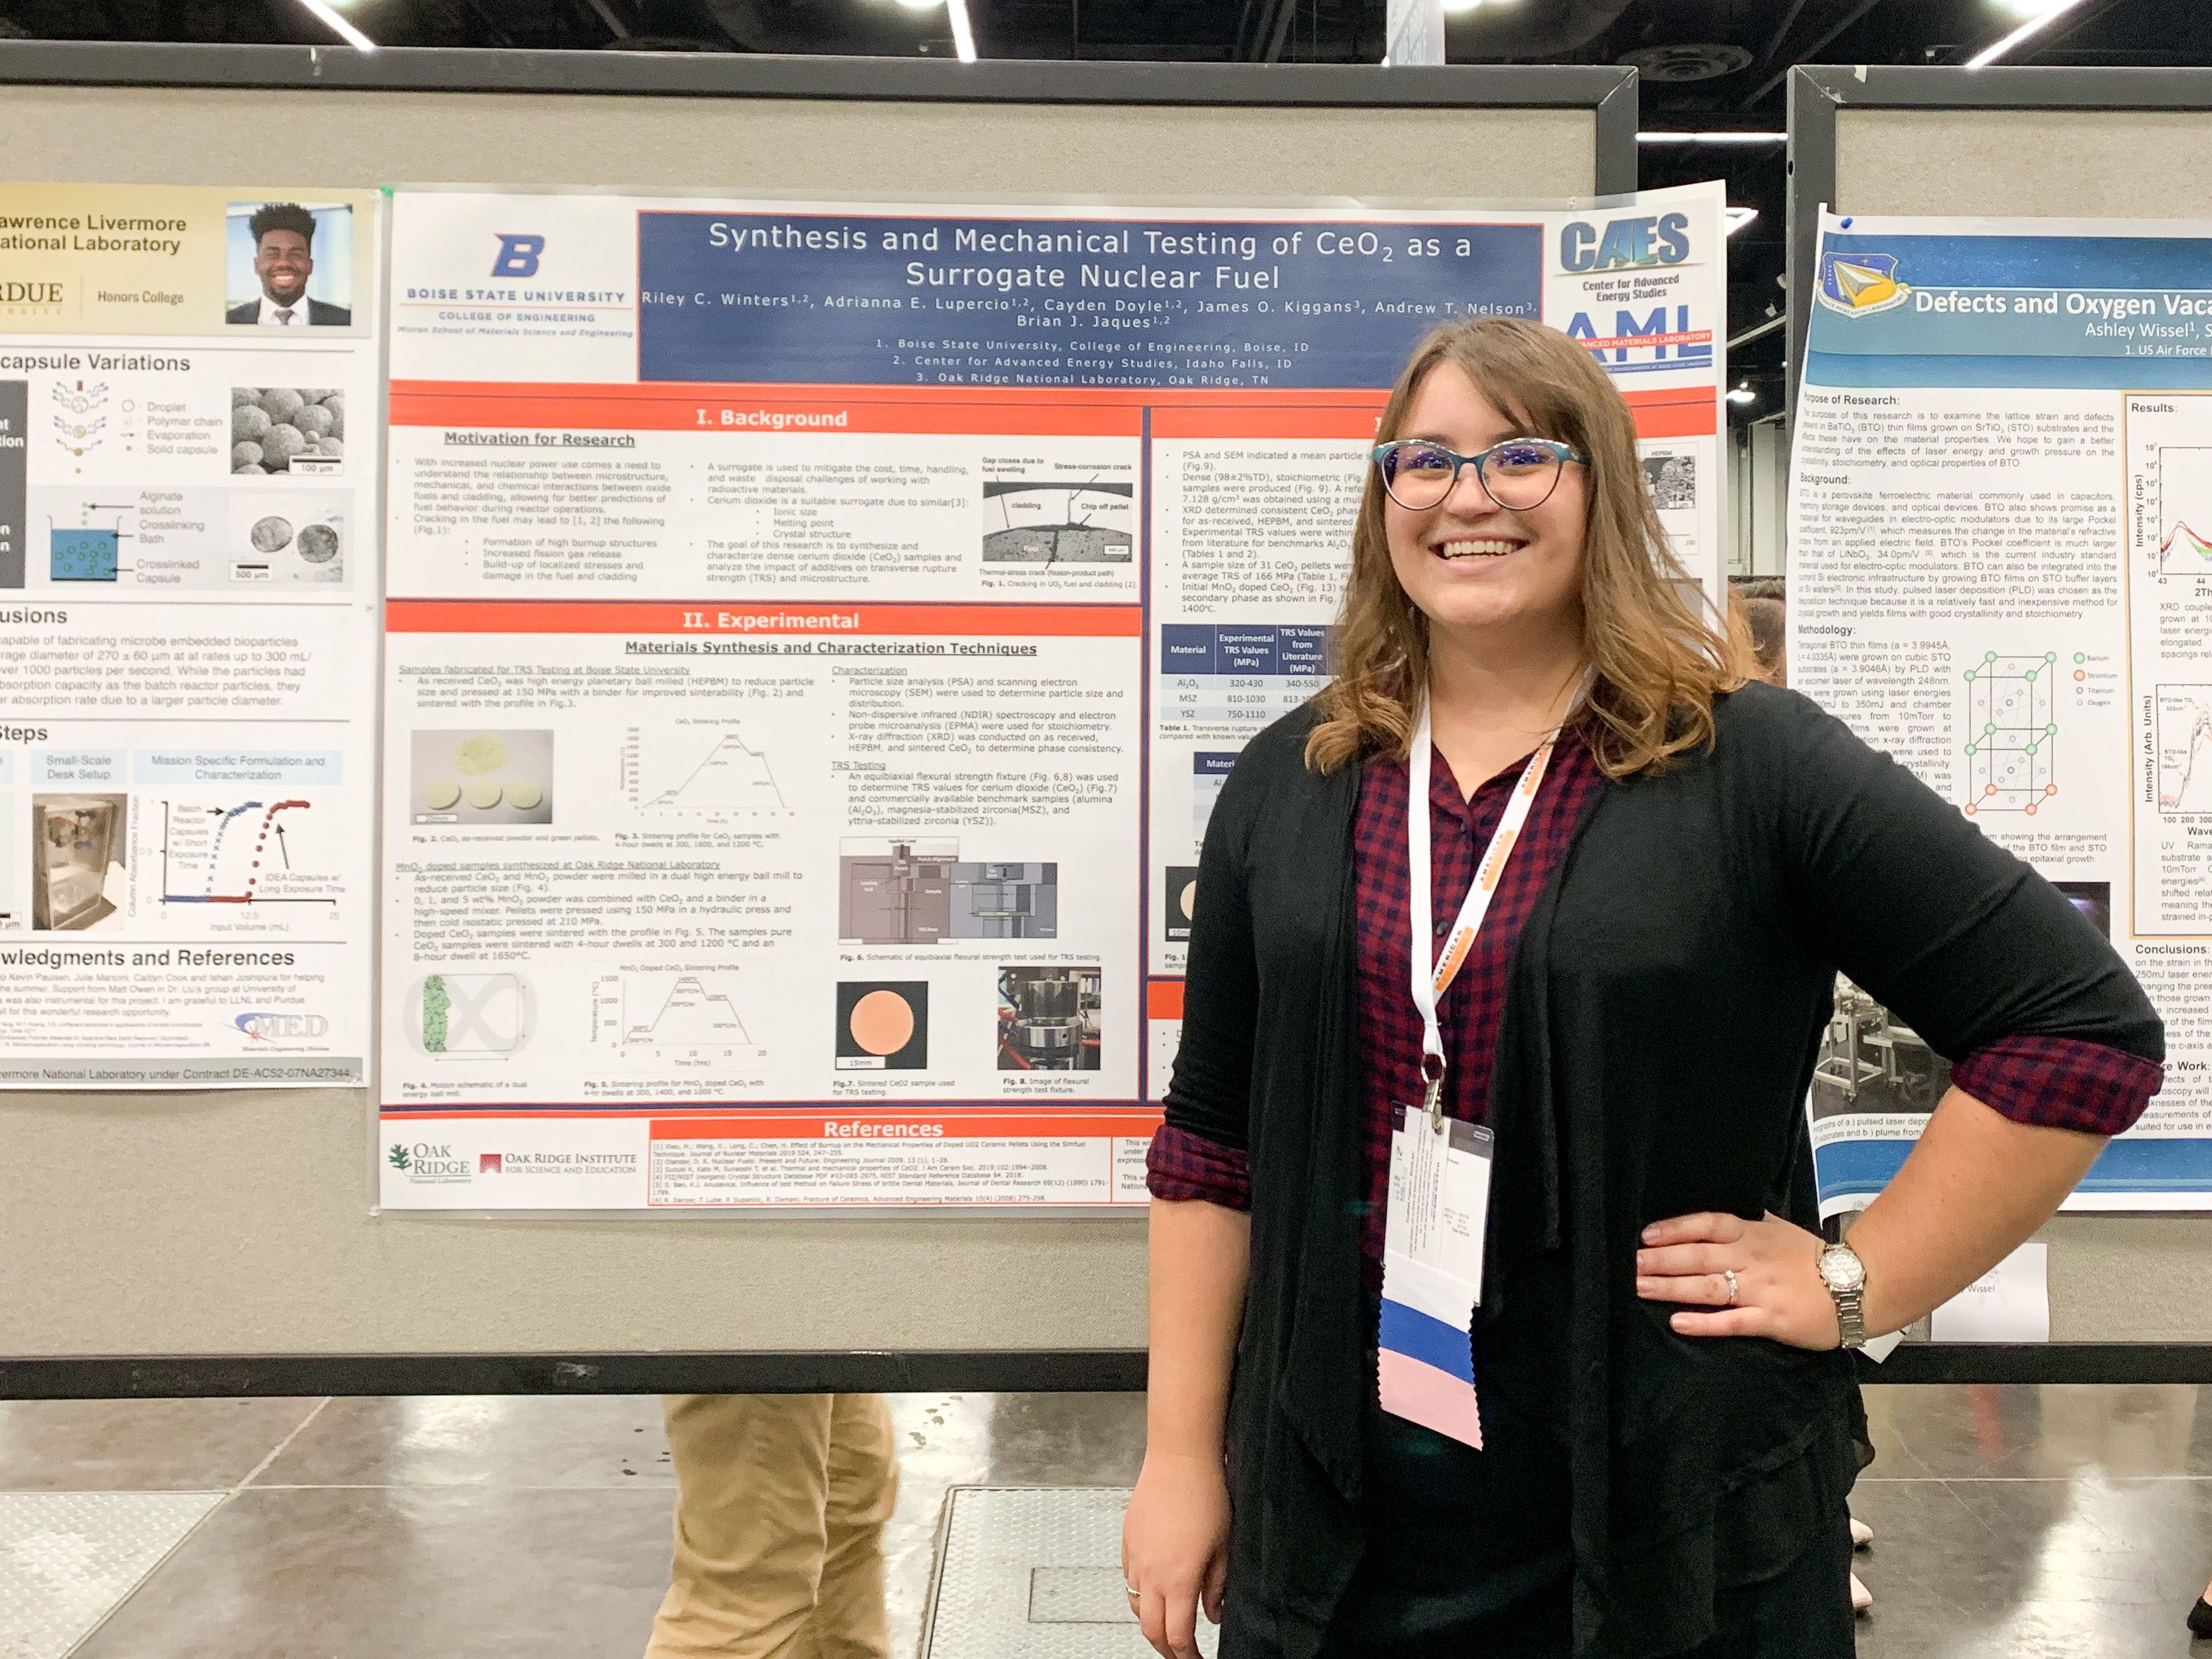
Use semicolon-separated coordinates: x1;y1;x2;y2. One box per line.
491;233;546;279
1818;251;1911;316
1558;212;1691;273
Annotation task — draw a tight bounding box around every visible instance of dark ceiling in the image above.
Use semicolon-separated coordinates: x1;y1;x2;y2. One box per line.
6;0;2207;405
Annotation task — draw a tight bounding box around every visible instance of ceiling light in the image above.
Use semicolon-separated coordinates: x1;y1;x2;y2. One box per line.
946;0;976;59
1725;206;1758;236
297;0;376;49
1441;0;1483;14
1727;384;1757;405
1989;0;2049;14
1967;0;2093;68
1637;131;1787;145
894;0;939;9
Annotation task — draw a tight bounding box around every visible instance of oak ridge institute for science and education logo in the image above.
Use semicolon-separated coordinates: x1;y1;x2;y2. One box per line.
1817;250;1911;317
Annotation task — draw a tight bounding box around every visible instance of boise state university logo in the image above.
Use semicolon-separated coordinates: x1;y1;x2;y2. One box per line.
1817;250;1910;317
491;234;545;278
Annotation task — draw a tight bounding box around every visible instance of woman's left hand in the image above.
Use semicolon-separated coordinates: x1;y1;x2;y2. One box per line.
1635;1211;1840;1350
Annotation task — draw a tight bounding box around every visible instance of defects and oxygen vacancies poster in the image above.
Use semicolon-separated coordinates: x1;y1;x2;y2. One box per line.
376;184;1724;1210
0;184;381;1087
1794;211;2212;1212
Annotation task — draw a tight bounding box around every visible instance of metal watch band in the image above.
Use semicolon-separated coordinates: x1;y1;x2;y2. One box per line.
1832;1287;1867;1350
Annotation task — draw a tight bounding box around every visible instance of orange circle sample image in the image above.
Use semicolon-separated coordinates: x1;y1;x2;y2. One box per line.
849;988;917;1056
1178;878;1198;921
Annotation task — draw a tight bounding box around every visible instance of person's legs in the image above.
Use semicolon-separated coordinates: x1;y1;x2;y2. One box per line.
810;1392;900;1659
645;1393;836;1659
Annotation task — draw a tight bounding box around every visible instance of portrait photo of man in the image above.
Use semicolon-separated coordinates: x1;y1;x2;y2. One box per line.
226;201;352;326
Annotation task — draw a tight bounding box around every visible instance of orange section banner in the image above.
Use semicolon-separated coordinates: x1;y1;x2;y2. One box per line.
649;1109;1165;1141
389;387;1141;436
385;599;1143;637
1147;978;1187;1020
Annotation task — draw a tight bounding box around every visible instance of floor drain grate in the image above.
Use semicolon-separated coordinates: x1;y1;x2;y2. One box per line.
921;1486;1219;1658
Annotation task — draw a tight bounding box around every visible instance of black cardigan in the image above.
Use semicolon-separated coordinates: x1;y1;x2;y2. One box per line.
1165;681;2162;1659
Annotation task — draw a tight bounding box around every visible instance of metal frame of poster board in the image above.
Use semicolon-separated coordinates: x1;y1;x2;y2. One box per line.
0;42;1636;1400
1787;64;2212;413
1780;62;2212;1380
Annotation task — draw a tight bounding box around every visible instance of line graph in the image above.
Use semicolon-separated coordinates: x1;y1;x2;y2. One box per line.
622;724;789;817
2158;686;2212;815
159;798;336;906
2129;423;2212;578
591;971;770;1069
2155;445;2212;575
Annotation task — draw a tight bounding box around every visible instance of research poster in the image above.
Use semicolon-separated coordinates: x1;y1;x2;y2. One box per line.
1793;211;2212;1212
0;184;379;1088
379;184;1726;1209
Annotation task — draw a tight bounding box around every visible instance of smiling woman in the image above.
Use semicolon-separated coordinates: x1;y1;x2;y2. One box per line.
1123;316;2166;1659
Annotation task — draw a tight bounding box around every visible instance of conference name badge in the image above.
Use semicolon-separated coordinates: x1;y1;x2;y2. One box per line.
1378;1106;1494;1448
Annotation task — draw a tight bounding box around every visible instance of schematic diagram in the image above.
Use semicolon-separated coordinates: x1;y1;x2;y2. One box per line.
1961;651;2058;816
406;971;534;1057
591;971;769;1068
981;476;1135;566
50;380;108;459
837;838;1059;943
48;502;135;582
2156;686;2212;815
622;723;789;816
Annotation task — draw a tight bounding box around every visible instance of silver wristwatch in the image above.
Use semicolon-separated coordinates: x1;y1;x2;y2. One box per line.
1818;1241;1868;1350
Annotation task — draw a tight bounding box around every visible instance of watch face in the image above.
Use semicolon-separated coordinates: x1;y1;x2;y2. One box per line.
1820;1247;1866;1293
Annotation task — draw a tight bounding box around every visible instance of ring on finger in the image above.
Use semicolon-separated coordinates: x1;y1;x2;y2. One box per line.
1723;1268;1740;1306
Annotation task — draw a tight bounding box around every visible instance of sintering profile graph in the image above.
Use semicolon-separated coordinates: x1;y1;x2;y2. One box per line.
591;971;770;1068
621;723;789;816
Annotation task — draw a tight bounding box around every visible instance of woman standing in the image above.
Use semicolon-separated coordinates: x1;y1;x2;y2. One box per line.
1123;317;2161;1659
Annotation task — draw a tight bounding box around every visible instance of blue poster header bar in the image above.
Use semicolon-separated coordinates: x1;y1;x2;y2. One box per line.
636;212;1543;389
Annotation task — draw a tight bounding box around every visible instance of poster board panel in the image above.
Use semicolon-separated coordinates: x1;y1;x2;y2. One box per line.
1795;69;2212;1349
0;56;1615;1370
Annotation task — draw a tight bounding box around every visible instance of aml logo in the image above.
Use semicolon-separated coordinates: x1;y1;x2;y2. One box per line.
389;1141;473;1183
491;233;546;278
235;1011;330;1042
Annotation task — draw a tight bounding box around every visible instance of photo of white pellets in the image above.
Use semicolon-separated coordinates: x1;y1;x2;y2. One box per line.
409;729;555;826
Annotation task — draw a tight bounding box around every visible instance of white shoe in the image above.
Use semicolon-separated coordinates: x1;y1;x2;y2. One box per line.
1849;1515;1874;1548
1851;1570;1873;1614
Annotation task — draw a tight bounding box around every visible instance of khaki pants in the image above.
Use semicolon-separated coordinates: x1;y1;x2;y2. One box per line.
646;1393;899;1659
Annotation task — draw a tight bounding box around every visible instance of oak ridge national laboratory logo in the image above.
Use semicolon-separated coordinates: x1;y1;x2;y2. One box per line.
1817;250;1911;318
388;1141;473;1186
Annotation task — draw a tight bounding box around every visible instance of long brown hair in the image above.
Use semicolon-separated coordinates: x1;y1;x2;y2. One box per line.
1304;316;1748;777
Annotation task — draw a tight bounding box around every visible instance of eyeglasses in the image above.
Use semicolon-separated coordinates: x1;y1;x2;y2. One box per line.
1371;436;1587;512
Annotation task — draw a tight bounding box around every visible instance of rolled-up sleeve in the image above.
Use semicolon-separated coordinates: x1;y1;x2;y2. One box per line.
1949;1033;2162;1136
1146;1124;1253;1208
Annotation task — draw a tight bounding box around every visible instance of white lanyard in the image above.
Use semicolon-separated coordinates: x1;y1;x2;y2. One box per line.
1406;683;1583;1128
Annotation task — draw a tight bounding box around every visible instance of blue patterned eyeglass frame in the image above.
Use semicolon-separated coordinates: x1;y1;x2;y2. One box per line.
1370;436;1589;511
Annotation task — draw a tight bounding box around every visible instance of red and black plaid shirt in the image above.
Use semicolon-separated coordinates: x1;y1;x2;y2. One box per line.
1148;737;2163;1253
